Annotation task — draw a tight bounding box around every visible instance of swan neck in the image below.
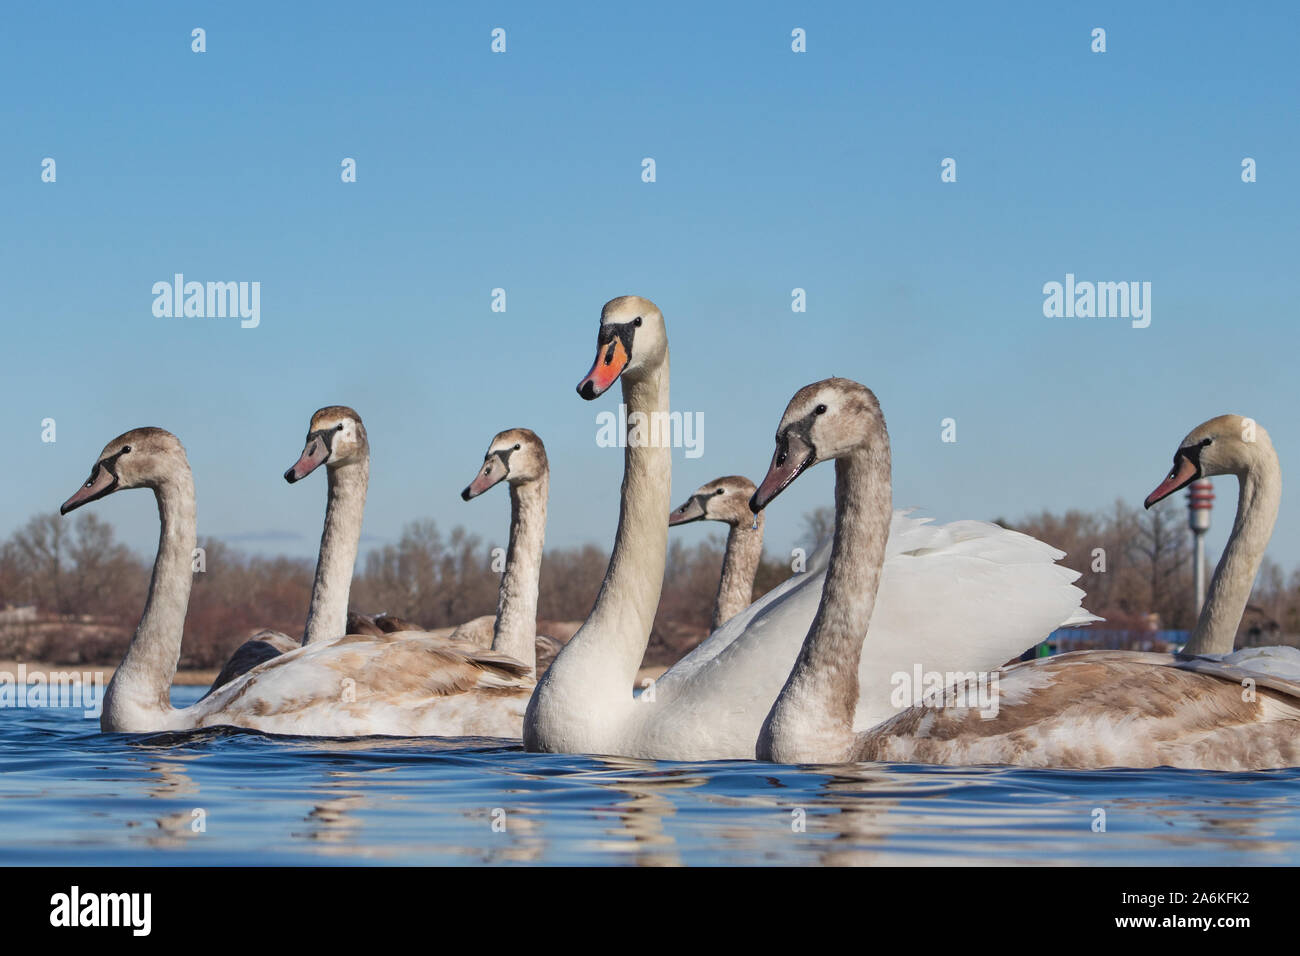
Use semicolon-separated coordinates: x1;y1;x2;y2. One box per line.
302;459;367;645
104;468;197;728
1183;452;1280;655
492;474;548;675
714;514;763;630
543;358;671;699
760;442;891;762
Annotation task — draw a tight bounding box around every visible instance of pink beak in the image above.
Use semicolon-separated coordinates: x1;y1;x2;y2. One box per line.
1144;456;1199;509
284;436;329;483
750;434;815;513
461;467;506;500
61;464;117;514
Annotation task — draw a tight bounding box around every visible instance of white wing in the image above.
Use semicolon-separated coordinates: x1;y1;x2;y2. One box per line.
640;511;1094;758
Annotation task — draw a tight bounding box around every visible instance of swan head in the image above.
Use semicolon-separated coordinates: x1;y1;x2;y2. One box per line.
749;378;885;512
1144;414;1274;508
576;295;666;400
284;406;369;483
669;476;759;527
461;428;548;500
60;427;189;514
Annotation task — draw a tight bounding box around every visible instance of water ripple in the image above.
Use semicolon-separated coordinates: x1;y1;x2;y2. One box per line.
1;686;1298;865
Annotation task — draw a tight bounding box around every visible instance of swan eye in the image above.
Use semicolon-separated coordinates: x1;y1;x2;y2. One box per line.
514;444;521;450
714;488;724;495
634;316;642;327
815;404;827;415
122;445;132;453
336;424;345;431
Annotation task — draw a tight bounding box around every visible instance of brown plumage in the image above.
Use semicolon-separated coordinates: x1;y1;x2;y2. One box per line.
374;613;422;634
345;611;386;637
202;631;300;699
861;651;1300;771
449;614;563;677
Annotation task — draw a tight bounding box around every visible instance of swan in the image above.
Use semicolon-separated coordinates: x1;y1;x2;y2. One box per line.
284;405;369;646
203;405;372;693
62;427;534;735
452;428;564;677
524;296;1094;760
668;477;764;630
751;390;1300;770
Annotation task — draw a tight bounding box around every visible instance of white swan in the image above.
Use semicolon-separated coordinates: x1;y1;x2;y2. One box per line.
752;392;1300;771
453;428;564;676
524;296;1094;760
62;427;534;736
668;477;764;630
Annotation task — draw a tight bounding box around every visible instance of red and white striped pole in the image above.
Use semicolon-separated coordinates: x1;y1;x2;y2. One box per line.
1187;479;1214;614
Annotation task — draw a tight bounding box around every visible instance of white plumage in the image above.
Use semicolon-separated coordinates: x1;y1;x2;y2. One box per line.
637;512;1094;758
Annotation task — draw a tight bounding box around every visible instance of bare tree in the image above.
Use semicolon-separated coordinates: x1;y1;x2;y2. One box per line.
1130;499;1193;628
9;513;68;612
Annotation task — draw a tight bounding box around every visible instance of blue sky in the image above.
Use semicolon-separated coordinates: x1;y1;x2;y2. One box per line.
3;2;1298;577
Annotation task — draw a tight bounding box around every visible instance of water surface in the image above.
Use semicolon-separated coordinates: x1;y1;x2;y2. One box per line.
2;687;1298;866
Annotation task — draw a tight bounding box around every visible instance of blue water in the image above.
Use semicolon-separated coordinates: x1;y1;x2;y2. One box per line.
3;686;1299;865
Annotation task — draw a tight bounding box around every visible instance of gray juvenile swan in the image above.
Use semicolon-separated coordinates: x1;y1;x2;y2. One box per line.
453;428;563;677
668;476;764;631
204;405;370;693
750;389;1300;771
64;427;534;735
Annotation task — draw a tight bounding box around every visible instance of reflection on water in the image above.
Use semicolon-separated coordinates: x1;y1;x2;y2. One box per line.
2;686;1299;865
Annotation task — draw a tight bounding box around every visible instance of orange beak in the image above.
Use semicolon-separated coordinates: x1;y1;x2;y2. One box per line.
1144;455;1199;509
577;338;629;400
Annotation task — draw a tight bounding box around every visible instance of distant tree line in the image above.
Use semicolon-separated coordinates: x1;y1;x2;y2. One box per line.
0;496;1281;669
0;511;793;670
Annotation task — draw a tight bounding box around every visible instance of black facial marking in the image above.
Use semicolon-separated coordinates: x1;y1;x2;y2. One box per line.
490;444;518;473
308;426;339;454
777;408;821;462
596;320;637;364
1170;439;1211;482
100;446;129;478
72;446;129;508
